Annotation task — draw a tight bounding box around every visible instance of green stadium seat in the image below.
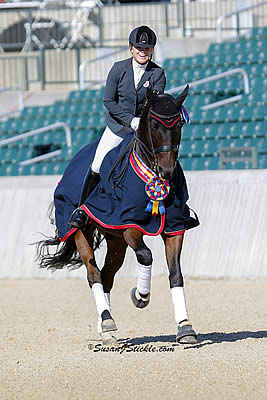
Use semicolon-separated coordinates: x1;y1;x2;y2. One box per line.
190;125;205;140
215;124;229;140
258;155;267;168
238;106;253;122
226;161;251;170
202;125;217;139
252;105;266;121
195;156;219;170
198;109;214;124
257;138;267;154
67;90;83;102
252;27;267;38
191;157;206;170
190;140;204;157
179;157;193;171
255;122;267;138
202;140;217;156
166;70;180;82
180;141;192;157
4;163;19;176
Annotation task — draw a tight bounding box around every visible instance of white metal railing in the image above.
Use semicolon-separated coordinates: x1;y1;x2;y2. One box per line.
216;0;267;43
0;122;71;166
19;149;61;166
166;68;249;110
0;2;41;9
0;87;25;119
79;46;128;90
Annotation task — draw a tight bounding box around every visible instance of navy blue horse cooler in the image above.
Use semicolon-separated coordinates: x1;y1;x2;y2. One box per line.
54;134;197;242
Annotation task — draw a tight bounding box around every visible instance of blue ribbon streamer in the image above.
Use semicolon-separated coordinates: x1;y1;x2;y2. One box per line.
145;200;153;213
145;199;166;215
158;200;166;215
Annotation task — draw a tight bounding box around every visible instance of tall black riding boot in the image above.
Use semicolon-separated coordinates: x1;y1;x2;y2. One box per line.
68;170;100;230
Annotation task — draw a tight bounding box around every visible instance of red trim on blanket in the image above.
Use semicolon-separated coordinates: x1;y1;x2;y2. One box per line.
164;229;185;236
81;204;166;236
58;227;78;242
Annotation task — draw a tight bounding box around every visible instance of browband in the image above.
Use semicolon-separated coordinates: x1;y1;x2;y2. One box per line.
149;113;182;128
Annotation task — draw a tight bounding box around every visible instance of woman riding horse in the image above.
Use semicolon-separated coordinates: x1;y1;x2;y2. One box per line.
70;25;166;230
37;87;199;345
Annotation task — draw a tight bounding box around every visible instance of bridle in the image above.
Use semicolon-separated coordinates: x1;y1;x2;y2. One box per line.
134;108;185;175
108;97;188;187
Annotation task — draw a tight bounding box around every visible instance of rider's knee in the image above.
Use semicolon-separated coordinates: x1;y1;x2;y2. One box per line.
136;248;153;266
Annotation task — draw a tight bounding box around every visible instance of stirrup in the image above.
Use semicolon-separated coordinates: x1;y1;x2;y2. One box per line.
68;207;89;229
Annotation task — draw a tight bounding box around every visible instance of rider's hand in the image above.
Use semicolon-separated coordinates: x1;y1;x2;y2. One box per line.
130;117;140;131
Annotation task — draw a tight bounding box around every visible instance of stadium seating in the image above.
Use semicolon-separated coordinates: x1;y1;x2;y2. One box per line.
0;29;266;175
164;29;267;171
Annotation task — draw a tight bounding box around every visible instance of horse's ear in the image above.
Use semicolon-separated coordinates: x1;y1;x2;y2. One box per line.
175;84;189;106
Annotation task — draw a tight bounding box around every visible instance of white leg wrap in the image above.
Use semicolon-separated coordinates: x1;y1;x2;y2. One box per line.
92;283;110;317
137;263;152;295
91;127;124;173
171;287;189;325
97;292;110;334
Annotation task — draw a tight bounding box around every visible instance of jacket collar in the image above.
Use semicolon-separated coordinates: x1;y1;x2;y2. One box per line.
125;58;154;92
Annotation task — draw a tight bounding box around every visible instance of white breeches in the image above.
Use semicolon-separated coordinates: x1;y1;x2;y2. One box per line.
91;126;124;173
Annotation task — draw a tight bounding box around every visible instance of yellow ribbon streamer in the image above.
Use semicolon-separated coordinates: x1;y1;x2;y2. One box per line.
152;201;159;215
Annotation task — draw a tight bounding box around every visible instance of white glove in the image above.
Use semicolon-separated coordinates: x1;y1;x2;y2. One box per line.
130;117;140;131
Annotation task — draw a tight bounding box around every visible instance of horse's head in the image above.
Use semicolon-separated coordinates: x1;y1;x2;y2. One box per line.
137;85;189;181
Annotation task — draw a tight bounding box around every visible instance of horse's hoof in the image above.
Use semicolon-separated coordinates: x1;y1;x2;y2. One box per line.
176;321;198;344
101;331;119;346
130;287;150;309
101;318;117;333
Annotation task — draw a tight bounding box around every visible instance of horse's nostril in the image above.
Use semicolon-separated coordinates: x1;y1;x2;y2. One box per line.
160;170;172;180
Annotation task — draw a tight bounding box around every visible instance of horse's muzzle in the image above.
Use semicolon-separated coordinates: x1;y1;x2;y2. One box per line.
158;165;176;181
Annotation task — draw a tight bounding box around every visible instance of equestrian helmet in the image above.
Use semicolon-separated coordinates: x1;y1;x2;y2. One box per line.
129;26;157;48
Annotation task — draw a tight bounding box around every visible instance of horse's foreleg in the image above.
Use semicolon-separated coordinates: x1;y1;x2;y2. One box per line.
101;236;128;293
162;232;197;344
123;228;152;308
96;236;128;334
74;230;117;335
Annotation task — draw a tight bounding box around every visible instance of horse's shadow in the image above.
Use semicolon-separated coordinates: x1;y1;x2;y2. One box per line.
120;330;267;349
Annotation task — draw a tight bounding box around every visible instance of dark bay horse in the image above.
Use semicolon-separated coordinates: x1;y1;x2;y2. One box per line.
36;86;198;345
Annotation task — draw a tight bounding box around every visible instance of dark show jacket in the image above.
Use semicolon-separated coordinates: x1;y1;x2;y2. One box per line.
104;57;166;134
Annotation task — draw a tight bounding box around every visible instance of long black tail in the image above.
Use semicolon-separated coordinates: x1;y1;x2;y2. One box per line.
35;202;104;270
36;235;83;270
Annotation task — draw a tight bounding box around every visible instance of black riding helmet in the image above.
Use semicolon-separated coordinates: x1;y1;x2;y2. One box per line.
129;25;157;48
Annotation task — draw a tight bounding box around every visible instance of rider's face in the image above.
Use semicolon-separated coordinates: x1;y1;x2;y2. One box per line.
130;45;153;65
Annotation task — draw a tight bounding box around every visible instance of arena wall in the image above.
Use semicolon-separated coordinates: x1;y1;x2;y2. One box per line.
0;169;266;280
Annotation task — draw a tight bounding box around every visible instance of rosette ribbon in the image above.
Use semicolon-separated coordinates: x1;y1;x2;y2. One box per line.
145;177;170;216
